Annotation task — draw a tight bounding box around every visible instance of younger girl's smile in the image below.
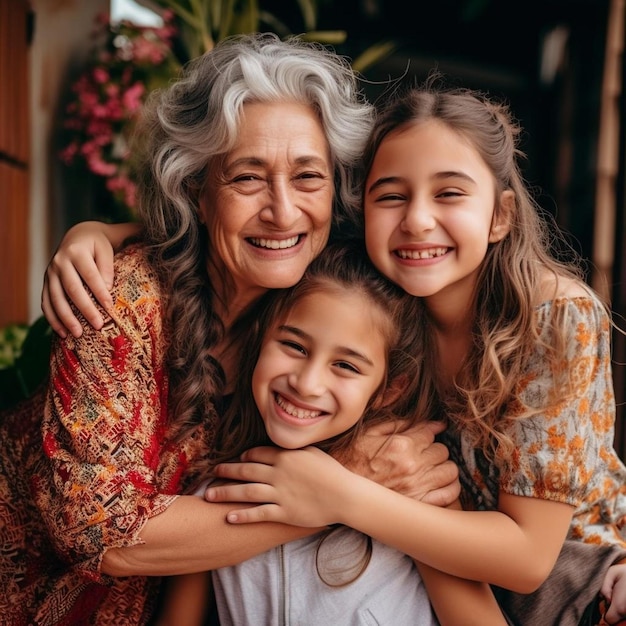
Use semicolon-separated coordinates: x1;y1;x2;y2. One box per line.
252;289;388;450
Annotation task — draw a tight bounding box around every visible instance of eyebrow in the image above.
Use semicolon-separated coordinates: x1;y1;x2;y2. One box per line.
367;170;477;194
225;155;329;172
278;324;375;367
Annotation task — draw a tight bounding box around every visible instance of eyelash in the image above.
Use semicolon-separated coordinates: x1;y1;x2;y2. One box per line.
279;341;361;375
335;361;360;374
281;340;306;355
232;172;324;183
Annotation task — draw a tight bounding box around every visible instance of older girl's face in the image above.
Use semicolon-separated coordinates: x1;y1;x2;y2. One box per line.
364;120;510;322
200;102;334;307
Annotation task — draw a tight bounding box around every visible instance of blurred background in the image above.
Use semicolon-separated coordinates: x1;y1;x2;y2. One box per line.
1;0;625;452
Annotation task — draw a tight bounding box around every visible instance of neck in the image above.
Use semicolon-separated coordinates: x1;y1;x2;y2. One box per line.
426;297;473;337
207;262;267;332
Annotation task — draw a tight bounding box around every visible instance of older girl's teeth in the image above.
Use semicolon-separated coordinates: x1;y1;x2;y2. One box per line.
251;236;299;249
397;247;447;260
276;394;321;419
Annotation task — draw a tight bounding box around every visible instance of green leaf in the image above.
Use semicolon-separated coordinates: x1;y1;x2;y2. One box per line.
298;30;347;45
351;40;397;74
0;316;52;410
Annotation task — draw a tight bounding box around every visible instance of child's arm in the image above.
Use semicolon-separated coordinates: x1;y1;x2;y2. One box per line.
155;571;214;626
416;499;509;626
206;445;574;593
42;221;139;338
417;562;509;626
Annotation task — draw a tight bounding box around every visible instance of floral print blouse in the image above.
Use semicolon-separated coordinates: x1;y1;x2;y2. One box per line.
0;245;217;625
450;296;626;550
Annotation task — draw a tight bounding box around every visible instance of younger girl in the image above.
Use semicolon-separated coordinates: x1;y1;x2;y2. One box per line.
157;239;503;625
205;84;626;625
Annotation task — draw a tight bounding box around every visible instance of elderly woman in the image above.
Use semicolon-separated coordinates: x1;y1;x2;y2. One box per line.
2;33;457;625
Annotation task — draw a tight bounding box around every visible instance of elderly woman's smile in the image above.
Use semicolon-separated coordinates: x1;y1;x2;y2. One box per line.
201;101;333;306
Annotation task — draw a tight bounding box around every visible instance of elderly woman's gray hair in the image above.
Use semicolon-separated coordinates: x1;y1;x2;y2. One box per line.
135;32;375;247
131;32;375;444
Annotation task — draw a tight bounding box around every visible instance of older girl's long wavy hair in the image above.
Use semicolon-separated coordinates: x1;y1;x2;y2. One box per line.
360;78;594;457
130;33;375;445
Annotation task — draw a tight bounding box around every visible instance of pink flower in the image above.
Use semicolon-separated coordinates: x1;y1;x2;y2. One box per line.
122;82;145;113
92;67;109;84
87;152;117;177
59;11;179;216
59;142;79;165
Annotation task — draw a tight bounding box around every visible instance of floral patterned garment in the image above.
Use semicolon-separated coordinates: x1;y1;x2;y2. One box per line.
0;244;218;625
443;296;626;624
453;296;626;544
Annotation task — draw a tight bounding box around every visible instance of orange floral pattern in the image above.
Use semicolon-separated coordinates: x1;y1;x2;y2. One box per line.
455;296;626;550
0;245;217;625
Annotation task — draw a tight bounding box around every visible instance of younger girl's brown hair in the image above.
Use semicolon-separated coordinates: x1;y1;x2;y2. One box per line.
214;237;426;465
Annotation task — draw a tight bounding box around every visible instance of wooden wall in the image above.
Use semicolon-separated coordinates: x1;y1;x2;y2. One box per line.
0;0;30;326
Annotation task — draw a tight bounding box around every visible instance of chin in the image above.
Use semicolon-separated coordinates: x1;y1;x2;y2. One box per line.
261;271;310;290
274;439;306;450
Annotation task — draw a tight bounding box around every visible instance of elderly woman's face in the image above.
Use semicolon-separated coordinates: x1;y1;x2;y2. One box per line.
200;101;333;302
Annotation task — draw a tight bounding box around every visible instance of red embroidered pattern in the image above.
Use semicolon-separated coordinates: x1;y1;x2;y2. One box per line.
0;245;217;625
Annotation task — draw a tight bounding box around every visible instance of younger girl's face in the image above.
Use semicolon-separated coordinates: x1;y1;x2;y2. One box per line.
364;119;510;318
252;289;388;449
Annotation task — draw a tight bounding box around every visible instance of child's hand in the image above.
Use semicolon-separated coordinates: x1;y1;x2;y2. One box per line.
206;446;351;526
42;221;116;337
601;563;626;623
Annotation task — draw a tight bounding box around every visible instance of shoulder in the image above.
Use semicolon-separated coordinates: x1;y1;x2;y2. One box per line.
111;243;164;307
537;272;593;301
532;292;611;367
104;243;168;340
535;271;608;323
113;242;157;282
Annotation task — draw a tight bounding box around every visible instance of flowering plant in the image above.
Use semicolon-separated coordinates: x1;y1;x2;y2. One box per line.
59;12;180;220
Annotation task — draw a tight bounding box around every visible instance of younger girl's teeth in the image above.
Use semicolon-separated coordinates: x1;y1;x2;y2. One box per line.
275;394;321;419
397;247;448;260
250;236;299;249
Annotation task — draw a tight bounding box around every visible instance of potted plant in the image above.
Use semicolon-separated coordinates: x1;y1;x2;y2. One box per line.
0;317;52;410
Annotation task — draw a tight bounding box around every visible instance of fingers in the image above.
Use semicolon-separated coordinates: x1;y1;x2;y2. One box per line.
206;480;275;505
225;504;282;524
41;274;70;338
42;268;88;338
212;457;276;484
419;462;461;507
47;259;104;336
238;446;281;464
410;419;447;437
415;440;450;466
42;248;114;337
41;222;117;337
92;239;115;308
365;419;446;439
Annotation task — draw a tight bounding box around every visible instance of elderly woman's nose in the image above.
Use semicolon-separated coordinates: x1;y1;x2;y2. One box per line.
260;181;300;227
